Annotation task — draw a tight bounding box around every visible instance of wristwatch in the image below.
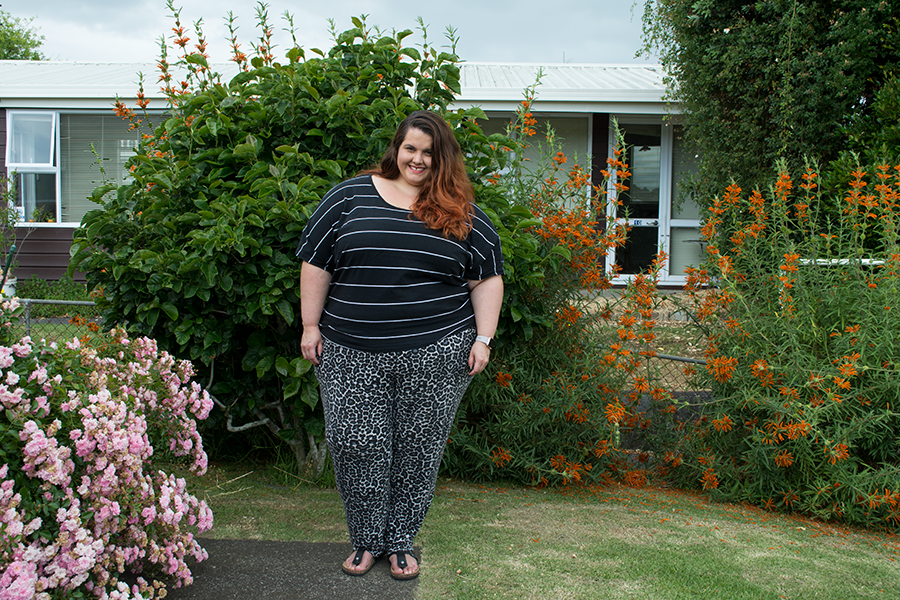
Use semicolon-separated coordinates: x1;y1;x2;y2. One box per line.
475;335;494;349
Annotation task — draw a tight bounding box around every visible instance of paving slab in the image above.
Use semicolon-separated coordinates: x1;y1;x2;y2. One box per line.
165;539;418;600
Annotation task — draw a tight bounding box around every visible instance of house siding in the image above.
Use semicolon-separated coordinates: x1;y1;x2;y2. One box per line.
12;227;80;281
0;110;6;174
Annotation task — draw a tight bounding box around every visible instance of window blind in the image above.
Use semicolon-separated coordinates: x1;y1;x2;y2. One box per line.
59;114;159;224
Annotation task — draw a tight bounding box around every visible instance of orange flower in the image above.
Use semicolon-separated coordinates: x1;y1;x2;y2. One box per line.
707;356;738;383
564;401;590;424
632;375;650;393
774;450;794;468
826;443;850;465
837;362;858;378
712;414;733;433
663;451;682;467
555;304;583;329
604;400;626;424
495;372;512;388
594;439;611;458
779;386;800;400
490;447;511;468
701;468;719;490
782;490;799;509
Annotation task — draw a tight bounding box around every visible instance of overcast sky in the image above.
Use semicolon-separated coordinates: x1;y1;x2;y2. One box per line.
15;0;654;65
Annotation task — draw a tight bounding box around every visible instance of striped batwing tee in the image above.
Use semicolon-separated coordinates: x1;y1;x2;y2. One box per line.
296;175;504;353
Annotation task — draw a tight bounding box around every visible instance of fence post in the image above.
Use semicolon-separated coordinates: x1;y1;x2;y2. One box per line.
24;298;31;337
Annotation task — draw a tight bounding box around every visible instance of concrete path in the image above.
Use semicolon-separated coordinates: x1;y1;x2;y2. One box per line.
165;539;418;600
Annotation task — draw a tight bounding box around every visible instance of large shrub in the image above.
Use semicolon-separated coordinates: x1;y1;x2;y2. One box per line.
70;7;550;477
650;162;900;529
0;299;213;599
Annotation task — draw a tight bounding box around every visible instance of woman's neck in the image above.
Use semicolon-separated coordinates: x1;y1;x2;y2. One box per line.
372;174;421;210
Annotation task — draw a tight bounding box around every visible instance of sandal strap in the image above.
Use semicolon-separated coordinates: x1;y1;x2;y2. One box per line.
393;551;408;569
352;548;367;566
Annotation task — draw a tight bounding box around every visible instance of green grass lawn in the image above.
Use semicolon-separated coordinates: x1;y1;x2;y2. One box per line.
184;462;900;599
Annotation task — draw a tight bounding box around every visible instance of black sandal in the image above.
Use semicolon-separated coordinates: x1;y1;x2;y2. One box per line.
389;551;420;580
341;548;375;576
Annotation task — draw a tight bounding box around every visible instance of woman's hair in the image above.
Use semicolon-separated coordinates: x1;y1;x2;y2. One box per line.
366;111;473;240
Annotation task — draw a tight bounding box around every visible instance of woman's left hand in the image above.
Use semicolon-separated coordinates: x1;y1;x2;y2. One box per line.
468;341;491;375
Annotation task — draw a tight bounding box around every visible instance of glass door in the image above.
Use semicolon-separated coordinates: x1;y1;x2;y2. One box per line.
611;123;662;274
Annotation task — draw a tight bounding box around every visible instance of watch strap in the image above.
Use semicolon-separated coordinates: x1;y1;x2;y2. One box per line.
475;335;494;349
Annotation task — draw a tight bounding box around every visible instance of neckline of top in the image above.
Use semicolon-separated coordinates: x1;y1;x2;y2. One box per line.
369;174;417;211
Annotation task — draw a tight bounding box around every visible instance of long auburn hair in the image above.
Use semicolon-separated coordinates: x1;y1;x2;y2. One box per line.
365;111;473;240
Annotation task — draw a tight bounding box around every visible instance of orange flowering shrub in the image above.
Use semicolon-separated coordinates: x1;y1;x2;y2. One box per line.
651;161;900;530
444;83;640;487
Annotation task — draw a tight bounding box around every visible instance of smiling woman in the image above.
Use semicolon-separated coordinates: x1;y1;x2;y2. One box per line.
297;110;504;581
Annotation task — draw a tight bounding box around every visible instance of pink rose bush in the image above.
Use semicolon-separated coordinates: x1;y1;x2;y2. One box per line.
0;299;214;599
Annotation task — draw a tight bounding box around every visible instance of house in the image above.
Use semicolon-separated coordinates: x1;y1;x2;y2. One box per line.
456;62;702;286
0;60;701;286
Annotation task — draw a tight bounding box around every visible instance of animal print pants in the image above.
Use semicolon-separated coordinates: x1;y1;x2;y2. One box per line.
315;328;476;557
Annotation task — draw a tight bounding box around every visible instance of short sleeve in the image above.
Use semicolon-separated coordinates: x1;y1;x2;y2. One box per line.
296;184;346;272
464;206;505;281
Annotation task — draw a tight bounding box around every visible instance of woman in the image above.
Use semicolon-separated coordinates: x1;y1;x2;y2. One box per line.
297;111;504;580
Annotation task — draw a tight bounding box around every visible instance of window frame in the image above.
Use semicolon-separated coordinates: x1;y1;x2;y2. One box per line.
5;109;162;227
5;111;61;225
606;116;702;285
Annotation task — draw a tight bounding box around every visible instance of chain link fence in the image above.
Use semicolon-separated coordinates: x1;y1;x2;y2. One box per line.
649;352;710;399
16;299;101;341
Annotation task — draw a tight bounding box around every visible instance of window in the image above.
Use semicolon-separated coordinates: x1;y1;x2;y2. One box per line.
6;112;57;222
5;110;158;224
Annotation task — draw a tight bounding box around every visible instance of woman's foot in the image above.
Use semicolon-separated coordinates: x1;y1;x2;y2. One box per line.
389;551;420;580
341;549;375;576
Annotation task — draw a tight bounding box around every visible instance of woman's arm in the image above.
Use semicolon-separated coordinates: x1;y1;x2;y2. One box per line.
300;261;332;365
466;274;504;375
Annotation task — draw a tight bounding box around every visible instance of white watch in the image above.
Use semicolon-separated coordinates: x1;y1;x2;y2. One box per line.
475;335;494;349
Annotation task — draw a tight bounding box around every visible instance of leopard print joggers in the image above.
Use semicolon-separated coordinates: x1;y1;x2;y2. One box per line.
314;328;476;558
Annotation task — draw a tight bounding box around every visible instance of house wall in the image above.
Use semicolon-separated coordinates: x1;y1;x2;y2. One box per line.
12;227;80;282
0;110;6;174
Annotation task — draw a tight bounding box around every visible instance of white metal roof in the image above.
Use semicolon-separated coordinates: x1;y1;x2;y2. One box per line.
456;62;669;114
0;60;670;114
0;60;237;109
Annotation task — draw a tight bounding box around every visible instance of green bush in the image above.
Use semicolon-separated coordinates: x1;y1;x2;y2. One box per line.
641;0;900;194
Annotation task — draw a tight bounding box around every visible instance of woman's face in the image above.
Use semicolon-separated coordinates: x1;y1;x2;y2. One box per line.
396;127;433;188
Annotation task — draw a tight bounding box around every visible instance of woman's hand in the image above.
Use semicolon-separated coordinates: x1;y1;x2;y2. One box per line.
301;324;323;365
468;340;490;375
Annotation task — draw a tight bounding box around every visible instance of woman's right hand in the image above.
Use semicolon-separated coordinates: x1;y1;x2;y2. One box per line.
301;324;323;365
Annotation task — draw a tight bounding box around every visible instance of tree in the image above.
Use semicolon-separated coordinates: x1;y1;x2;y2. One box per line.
0;9;45;60
641;0;900;194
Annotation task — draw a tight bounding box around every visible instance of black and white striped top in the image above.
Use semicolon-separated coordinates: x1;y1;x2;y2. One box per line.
296;175;504;352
